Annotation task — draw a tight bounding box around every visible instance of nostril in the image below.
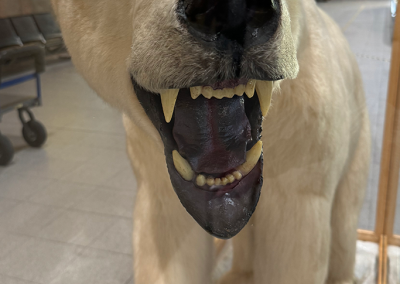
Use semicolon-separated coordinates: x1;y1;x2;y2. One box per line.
183;0;247;36
180;0;279;46
247;0;277;28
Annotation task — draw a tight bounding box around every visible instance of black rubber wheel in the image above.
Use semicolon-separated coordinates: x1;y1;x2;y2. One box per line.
0;134;14;166
22;120;47;148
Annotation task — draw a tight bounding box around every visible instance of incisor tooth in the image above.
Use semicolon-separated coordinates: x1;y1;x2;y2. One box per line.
215;178;221;186
234;84;245;96
214;89;224;99
190;86;202;99
203;86;213;99
245;80;256;98
173;150;194;181
237;141;263;176
160;89;179;123
255;81;273;116
225;88;235;98
221;177;229;185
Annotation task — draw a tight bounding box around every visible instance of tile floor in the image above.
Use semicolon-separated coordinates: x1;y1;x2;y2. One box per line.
0;1;398;283
0;61;135;283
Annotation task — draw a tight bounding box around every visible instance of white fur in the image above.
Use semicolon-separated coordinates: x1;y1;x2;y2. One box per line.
52;0;370;282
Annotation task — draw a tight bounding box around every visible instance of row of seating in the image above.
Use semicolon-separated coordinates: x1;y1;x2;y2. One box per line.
0;13;61;165
0;13;64;53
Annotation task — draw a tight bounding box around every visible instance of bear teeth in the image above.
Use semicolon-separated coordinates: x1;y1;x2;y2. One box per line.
172;141;263;187
159;80;273;123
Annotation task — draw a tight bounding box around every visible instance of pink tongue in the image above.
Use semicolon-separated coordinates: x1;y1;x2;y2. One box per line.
173;89;252;174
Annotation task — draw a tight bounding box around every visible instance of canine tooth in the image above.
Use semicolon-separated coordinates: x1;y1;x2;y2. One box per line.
203;86;213;99
196;175;206;186
190;86;202;99
234;84;245;96
215;178;221;186
233;171;242;180
237;141;263;176
160;89;179;123
221;177;229;185
226;174;235;184
206;178;215;186
245;80;256;98
255;81;273;116
172;150;194;181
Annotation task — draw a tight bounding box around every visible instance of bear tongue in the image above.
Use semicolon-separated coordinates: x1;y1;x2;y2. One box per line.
173;89;252;174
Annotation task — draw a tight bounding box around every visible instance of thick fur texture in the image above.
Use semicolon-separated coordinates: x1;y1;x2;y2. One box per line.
52;0;370;283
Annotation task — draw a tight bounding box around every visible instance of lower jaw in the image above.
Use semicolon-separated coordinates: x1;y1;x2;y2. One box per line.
166;153;263;239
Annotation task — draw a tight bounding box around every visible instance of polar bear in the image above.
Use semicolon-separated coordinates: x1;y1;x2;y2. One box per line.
51;0;370;283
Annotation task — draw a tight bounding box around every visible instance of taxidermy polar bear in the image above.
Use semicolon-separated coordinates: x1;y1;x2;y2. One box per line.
52;0;370;283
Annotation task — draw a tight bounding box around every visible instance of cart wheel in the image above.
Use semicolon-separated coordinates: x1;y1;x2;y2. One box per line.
22;120;47;148
0;134;14;166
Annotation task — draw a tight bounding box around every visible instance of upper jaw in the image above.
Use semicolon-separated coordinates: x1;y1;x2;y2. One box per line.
158;79;274;123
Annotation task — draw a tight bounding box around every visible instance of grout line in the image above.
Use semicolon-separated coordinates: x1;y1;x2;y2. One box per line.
22;199;132;220
341;4;365;32
59;125;127;135
124;275;134;284
85;218;124;250
0;272;41;284
8;231;133;257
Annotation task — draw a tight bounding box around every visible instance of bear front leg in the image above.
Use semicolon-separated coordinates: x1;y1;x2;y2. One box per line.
253;190;332;284
132;182;214;284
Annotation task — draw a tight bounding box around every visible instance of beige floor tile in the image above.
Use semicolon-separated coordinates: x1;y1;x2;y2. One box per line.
39;210;116;246
103;168;137;197
0;173;53;201
29;181;96;209
0;232;31;259
0;238;79;283
72;189;134;218
49;247;132;284
0;202;64;236
89;219;133;255
0;199;19;215
0;274;40;284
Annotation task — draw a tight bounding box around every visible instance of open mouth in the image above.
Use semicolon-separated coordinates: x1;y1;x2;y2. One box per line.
132;78;273;239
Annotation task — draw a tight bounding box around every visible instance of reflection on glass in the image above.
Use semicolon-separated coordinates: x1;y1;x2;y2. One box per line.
320;2;392;231
388;246;400;283
395;180;400;235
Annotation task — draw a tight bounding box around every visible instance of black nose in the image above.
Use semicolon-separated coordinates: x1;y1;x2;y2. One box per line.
180;0;279;46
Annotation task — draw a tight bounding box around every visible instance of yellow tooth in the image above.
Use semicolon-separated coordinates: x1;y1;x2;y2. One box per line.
172;150;194;181
190;86;202;99
203;86;213;99
160;89;179;123
234;84;245;96
236;141;263;176
206;177;215;186
245;80;256;98
225;88;235;98
221;177;229;185
255;81;273;116
233;171;243;180
215;178;221;186
213;89;224;99
196;175;206;186
226;174;235;184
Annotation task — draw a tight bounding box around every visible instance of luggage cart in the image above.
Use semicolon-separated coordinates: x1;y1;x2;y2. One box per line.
0;18;47;166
